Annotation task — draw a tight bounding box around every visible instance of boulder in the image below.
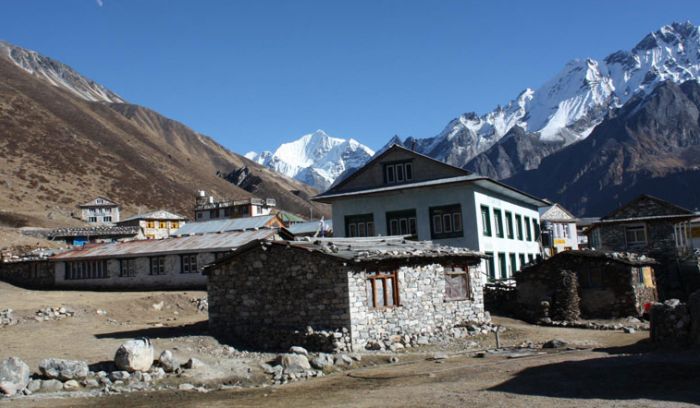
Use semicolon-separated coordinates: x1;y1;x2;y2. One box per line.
277;354;311;373
334;354;353;366
0;357;30;396
63;380;80;391
26;379;41;393
542;339;567;349
38;358;89;381
109;371;131;381
114;338;154;372
40;379;64;392
158;350;179;373
183;358;206;370
310;354;333;370
178;383;195;391
289;346;309;356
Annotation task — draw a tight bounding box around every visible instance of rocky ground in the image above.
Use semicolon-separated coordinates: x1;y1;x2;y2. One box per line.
1;280;698;406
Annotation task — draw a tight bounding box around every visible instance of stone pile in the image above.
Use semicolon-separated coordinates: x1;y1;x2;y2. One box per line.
650;299;691;346
260;346;359;385
542;317;650;331
190;297;208;313
34;306;75;321
0;309;17;327
364;321;493;351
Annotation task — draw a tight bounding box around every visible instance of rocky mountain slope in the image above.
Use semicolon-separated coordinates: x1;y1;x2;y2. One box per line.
0;41;327;227
506;80;700;216
395;21;700;179
245;130;374;191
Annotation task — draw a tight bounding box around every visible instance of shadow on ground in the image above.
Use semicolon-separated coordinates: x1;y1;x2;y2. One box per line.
95;321;208;339
490;345;700;404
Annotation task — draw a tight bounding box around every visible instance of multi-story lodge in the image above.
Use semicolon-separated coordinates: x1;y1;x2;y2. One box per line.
314;145;546;281
79;197;120;225
194;191;276;221
539;202;579;256
117;210;187;240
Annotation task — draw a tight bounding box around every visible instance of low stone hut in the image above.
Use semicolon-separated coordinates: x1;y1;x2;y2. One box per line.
516;250;658;320
205;237;487;351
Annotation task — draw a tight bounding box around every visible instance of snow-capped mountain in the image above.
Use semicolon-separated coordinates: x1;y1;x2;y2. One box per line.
0;40;124;103
245;130;375;191
396;21;700;170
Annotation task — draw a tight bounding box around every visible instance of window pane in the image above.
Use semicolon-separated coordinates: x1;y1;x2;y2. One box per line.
385;278;394;306
433;215;442;233
390;219;399;235
349;223;356;237
376;279;385;307
443;214;452;233
367;222;375;236
405;163;413;180
453;212;462;232
386;165;395;183
358;222;366;237
366;280;374;307
396;163;404;182
409;218;416;235
399;218;408;235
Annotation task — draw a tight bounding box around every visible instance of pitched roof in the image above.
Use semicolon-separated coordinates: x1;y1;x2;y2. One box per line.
120;210;187;222
171;215;280;236
204;236;485;273
78;197;119;208
539;203;577;222
602;194;695;221
320;144;471;196
286;220;333;236
315;174;547;207
51;229;277;260
553;249;657;266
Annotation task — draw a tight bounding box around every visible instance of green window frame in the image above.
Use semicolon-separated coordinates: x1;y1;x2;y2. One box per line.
515;214;523;240
498;253;507;280
519;253;526;269
509;253;517;275
493;209;504;238
485;252;495;281
505;211;514;239
481;205;492;237
525;216;532;241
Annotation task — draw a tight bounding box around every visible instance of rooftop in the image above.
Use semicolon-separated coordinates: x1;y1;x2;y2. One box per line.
48;226;140;239
286;220;333;236
51;229;277;260
119;210;187;222
553;249;657;266
171;215;279;236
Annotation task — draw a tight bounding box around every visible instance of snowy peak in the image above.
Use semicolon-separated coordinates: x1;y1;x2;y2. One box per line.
400;21;700;169
246;130;375;191
0;40;124;103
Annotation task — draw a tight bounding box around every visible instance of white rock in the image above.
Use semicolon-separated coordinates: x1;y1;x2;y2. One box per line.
114;338;154;372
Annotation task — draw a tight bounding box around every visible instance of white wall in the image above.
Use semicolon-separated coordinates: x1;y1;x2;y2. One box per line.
330;183;541;281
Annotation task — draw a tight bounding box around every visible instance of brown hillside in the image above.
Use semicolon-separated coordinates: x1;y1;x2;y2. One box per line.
0;57;328;227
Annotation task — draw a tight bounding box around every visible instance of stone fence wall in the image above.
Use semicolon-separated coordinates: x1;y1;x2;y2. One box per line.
0;260;54;289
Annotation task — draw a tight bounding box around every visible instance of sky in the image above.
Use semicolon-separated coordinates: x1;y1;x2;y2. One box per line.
2;0;700;153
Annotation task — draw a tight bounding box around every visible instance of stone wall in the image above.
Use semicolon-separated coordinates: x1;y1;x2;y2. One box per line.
347;263;486;350
0;260;54;289
207;245;352;351
516;255;657;320
597;222;678;257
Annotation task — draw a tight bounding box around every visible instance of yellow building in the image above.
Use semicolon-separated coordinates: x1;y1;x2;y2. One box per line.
117;210;187;240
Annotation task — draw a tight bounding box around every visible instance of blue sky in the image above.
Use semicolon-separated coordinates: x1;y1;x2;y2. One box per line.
3;1;700;152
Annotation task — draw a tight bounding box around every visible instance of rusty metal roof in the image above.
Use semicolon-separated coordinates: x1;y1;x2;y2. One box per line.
51;229;277;260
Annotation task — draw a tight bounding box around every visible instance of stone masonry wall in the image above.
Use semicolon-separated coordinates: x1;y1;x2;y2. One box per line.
208;245;352;351
347;263;486;350
0;260;54;289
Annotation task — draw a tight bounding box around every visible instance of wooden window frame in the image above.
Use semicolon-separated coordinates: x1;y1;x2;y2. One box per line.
481;205;492;237
149;256;166;275
181;254;198;274
430;204;463;239
119;258;136;277
444;265;472;301
625;224;647;247
366;270;400;309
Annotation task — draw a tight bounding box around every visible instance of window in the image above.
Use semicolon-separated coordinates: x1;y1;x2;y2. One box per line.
509;253;517;275
445;266;471;301
96;199;103;204
209;209;218;219
196;212;203;220
146;221;155;229
625;225;647;246
171;222;180;229
527;253;534;262
481;205;492;237
345;214;375;238
150;256;166;275
104;216;112;223
386;210;417;236
159;221;167;229
430;205;463;239
498;253;507;280
525;217;532;241
578;269;604;288
366;271;399;308
505;211;514;239
65;260;108;280
88;216;97;223
383;160;414;184
518;254;526;269
533;220;541;241
515;214;523;240
181;254;198;274
493;209;504;238
484;252;495;281
119;259;136;277
214;252;230;261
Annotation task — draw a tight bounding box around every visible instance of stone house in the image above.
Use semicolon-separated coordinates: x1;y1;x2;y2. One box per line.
38;229;279;290
79;197;120;225
205;237;486;351
117;210;187;240
516;250;658;320
586;195;697;298
539;203;579;256
314;144;546;282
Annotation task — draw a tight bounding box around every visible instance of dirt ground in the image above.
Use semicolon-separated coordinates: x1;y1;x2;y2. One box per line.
2;280;700;407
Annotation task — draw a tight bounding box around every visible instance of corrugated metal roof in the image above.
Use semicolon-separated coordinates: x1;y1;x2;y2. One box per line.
51;229;276;260
287;220;333;236
171;215;277;236
120;210;187;222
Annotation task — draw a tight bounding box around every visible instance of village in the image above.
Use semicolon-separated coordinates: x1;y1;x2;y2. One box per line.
2;144;700;406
